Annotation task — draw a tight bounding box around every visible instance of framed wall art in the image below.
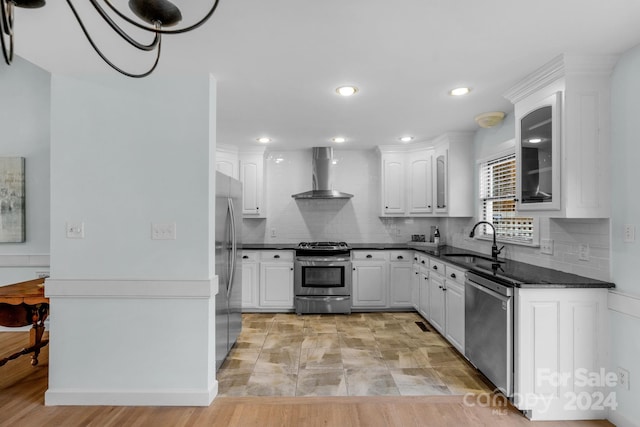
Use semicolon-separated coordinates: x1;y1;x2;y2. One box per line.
0;157;25;243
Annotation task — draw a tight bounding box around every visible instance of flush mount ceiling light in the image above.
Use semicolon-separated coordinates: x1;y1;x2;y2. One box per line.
0;0;221;78
474;111;505;128
336;86;358;97
332;137;346;143
256;137;271;143
449;87;471;96
399;136;414;143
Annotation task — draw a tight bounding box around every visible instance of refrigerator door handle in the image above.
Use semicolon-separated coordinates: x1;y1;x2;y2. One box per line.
227;197;237;300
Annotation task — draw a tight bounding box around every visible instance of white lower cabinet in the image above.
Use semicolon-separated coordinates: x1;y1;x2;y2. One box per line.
241;251;259;309
514;288;609;421
259;261;294;308
240;250;294;311
388;251;413;308
428;270;446;334
352;251;388;308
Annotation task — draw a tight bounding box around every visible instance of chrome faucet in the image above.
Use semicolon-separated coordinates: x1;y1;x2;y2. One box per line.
469;221;504;262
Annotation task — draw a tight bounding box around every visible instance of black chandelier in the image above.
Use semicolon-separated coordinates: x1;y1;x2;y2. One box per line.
0;0;220;78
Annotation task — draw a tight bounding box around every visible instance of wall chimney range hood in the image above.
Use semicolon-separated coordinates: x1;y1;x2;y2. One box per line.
291;147;353;199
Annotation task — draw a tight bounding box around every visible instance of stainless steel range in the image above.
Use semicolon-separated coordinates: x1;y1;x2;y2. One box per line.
294;242;352;314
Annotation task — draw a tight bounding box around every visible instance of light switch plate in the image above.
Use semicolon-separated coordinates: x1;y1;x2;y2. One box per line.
624;224;636;243
66;222;85;239
151;222;176;240
540;239;553;255
578;244;590;261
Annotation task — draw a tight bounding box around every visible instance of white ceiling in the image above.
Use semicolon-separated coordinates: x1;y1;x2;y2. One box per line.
12;0;640;150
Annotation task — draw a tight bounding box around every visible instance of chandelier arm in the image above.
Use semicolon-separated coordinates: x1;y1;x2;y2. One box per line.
65;0;161;78
82;0;159;51
0;0;14;64
102;0;220;35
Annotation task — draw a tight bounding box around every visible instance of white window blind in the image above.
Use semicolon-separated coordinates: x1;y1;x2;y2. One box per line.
480;153;534;245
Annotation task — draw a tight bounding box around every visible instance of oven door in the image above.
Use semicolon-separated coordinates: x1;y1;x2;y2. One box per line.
294;257;352;297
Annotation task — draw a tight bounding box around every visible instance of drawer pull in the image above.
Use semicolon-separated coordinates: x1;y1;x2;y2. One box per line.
414;257;418;261
397;255;403;260
421;260;425;264
432;265;438;270
366;254;372;259
450;273;456;279
274;254;280;259
242;255;248;259
290;267;293;271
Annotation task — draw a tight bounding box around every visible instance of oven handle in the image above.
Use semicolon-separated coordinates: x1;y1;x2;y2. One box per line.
295;296;351;302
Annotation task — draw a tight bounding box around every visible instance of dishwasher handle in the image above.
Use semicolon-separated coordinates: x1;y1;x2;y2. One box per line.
465;277;512;300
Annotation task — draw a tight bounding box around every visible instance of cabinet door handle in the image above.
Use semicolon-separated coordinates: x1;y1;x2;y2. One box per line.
442;287;447;292
353;267;356;271
242;255;248;259
432;265;438;270
428;205;431;208
415;272;419;275
397;255;403;260
274;254;280;259
414;257;418;261
421;260;425;264
450;273;456;279
290;267;293;271
366;254;372;259
438;285;443;289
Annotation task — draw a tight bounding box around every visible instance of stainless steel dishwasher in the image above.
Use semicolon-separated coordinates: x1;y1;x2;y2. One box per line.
465;270;514;397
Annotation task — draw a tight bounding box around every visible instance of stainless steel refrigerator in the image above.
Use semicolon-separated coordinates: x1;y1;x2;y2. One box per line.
215;171;242;371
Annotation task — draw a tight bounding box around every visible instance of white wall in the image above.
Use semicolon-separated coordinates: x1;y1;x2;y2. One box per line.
0;57;50;284
609;43;640;427
45;74;219;406
242;148;441;243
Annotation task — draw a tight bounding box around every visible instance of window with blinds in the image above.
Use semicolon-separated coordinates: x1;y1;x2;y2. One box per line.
479;153;535;245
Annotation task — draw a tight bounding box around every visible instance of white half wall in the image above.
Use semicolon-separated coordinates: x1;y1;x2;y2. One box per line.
47;73;218;406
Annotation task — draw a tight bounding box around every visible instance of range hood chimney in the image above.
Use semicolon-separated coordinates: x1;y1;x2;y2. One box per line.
291;147;353;199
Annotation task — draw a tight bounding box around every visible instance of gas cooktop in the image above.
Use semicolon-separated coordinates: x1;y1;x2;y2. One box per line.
297;241;350;250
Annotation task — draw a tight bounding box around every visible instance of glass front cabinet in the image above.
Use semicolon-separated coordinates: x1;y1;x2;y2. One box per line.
515;91;561;211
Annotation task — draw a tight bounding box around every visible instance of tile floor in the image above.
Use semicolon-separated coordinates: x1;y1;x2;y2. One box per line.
217;312;494;397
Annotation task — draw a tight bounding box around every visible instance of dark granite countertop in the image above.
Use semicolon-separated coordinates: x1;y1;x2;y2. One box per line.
241;242;614;289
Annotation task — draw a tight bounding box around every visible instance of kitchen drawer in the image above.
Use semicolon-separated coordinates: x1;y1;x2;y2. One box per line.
352;250;389;261
389;250;413;262
445;264;466;286
430;259;445;275
417;254;430;269
241;251;258;262
260;250;294;261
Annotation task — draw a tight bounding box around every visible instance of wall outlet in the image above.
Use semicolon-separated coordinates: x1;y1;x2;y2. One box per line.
540;239;554;255
617;367;630;390
66;222;85;239
151;222;176;240
270;228;277;238
624;224;636;243
578;244;590;261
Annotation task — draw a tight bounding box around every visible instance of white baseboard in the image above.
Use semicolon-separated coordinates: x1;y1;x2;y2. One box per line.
608;410;640;427
45;382;218;407
608;290;640;319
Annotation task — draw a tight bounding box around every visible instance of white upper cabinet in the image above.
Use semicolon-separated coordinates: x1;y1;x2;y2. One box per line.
239;149;266;218
431;132;474;217
408;149;433;214
378;134;472;218
216;146;239;179
505;54;617;218
381;153;406;215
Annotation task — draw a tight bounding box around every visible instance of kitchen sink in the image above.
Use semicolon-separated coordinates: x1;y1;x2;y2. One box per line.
443;253;506;264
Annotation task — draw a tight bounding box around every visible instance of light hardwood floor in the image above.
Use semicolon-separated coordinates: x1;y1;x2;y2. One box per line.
0;329;614;427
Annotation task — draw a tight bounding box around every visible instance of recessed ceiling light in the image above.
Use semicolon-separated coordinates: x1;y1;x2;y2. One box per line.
399;136;414;143
332;137;346;143
336;86;358;97
449;87;471;96
528;138;542;143
256;137;271;143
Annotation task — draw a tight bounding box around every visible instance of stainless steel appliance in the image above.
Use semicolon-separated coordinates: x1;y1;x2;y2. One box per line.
465;270;514;397
215;171;242;370
291;147;354;199
294;242;352;314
